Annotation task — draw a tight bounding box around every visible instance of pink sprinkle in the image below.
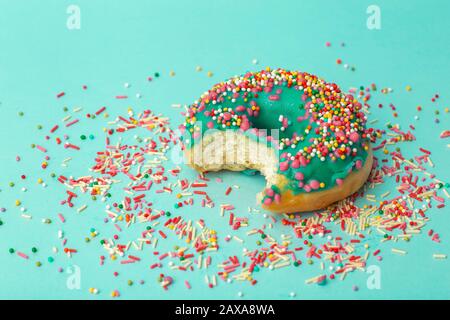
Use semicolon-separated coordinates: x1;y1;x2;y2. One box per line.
268;95;280;101
58;213;66;223
295;172;304;180
274;194;281;203
279;161;289;171
56;92;65;98
17;252;29;259
65;119;79;127
36;145;47;153
291;160;300;169
240;120;250;131
349;132;360;143
309;180;320;190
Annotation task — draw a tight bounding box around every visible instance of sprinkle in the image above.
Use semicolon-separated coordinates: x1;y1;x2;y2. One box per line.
36;145;47;153
439;130;450;139
95;106;106;116
17;252;29;259
65;119;79;127
391;248;407;255
77;205;87;213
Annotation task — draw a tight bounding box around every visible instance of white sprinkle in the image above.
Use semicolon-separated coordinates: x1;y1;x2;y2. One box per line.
391;248;407;255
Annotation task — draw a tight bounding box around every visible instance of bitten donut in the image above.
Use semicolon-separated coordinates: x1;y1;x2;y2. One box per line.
180;68;374;213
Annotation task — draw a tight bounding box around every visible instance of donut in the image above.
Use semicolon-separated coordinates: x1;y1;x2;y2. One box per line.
180;68;374;213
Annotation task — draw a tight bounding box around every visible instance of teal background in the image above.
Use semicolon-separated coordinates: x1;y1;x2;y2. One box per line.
0;0;449;299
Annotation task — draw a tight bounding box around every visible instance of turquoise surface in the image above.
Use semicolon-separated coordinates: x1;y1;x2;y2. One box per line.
0;0;449;299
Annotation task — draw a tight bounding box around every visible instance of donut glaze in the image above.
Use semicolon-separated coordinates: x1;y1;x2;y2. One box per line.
181;68;373;212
